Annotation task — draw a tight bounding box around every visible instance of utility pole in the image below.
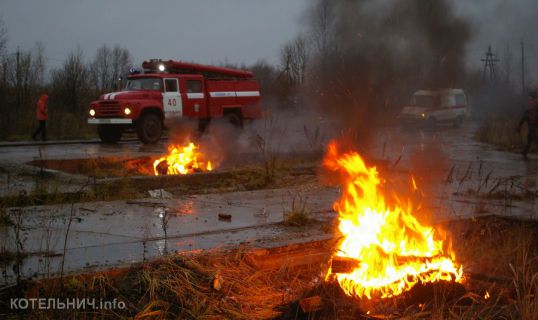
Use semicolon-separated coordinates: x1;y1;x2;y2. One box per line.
521;39;526;94
481;45;499;83
15;46;21;110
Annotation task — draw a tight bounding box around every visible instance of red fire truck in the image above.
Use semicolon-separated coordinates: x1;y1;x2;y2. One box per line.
88;59;262;143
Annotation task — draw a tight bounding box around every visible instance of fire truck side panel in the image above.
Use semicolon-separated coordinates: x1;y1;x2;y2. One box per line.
179;75;208;119
89;60;263;143
234;80;262;119
206;80;238;117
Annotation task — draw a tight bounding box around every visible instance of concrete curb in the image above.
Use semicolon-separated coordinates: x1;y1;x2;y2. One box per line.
0;137;168;148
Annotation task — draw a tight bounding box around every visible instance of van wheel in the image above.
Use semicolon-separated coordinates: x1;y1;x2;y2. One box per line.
425;117;436;129
453;115;464;128
137;113;163;144
97;125;123;143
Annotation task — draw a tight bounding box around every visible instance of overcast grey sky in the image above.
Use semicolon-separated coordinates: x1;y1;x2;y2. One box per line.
1;0;308;67
2;0;538;85
455;1;538;70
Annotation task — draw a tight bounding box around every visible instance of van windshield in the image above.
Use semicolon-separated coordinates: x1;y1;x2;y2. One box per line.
124;78;163;91
413;95;436;108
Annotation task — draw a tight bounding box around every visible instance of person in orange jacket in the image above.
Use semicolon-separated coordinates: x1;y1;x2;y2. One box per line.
32;94;49;141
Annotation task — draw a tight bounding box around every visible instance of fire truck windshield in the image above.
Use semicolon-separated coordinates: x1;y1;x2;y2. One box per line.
124;77;163;91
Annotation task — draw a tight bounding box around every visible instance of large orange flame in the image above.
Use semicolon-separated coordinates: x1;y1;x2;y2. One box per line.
324;142;462;299
153;142;213;176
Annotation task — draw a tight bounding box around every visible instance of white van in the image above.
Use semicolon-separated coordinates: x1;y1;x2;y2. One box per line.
398;89;469;126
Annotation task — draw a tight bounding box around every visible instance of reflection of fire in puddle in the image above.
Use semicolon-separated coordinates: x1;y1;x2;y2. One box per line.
176;200;195;215
153;200;195;217
153;143;213;176
324;141;463;300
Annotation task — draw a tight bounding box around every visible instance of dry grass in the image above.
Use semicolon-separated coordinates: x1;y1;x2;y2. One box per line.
1;216;537;319
509;238;538;320
283;193;313;227
3;248;319;319
446;216;538;320
130;249;319;319
475;119;522;151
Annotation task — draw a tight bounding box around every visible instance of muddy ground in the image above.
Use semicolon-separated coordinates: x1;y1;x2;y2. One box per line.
0;122;537;319
0;215;536;319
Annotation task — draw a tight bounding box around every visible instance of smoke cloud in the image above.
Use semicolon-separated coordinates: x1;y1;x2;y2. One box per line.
302;0;472;147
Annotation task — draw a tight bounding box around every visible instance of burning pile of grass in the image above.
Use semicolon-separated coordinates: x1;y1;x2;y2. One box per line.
274;216;538;319
323;141;463;300
153;142;213;176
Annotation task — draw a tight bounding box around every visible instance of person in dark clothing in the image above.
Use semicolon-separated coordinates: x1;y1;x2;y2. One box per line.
32;94;49;141
518;92;538;158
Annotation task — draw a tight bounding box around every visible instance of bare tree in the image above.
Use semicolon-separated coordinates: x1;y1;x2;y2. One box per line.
249;59;278;92
0;39;47;138
307;0;337;66
5;43;47;89
4;48;39;111
90;44;132;92
111;45;132;89
90;45;112;91
280;35;309;85
0;17;8;139
32;42;46;87
0;17;7;56
51;46;90;112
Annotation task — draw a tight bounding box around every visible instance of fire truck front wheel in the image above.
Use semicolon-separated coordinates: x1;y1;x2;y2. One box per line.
137;113;163;144
97;125;123;143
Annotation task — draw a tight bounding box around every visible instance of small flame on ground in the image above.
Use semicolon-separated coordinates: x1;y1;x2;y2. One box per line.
324;141;463;300
484;290;490;300
153;142;213;176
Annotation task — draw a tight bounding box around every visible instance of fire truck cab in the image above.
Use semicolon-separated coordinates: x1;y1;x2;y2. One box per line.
88;59;262;144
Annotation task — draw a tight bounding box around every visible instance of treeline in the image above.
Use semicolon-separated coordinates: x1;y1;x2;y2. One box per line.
0;31;132;140
0;23;300;141
0;47;301;140
0;1;524;141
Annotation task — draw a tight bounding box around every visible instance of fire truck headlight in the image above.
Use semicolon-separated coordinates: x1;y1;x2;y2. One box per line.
158;64;165;72
124;107;131;115
89;109;96;117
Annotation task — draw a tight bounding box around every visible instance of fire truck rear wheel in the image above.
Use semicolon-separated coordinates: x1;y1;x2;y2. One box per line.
97;125;123;143
137;113;163;144
226;112;243;128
